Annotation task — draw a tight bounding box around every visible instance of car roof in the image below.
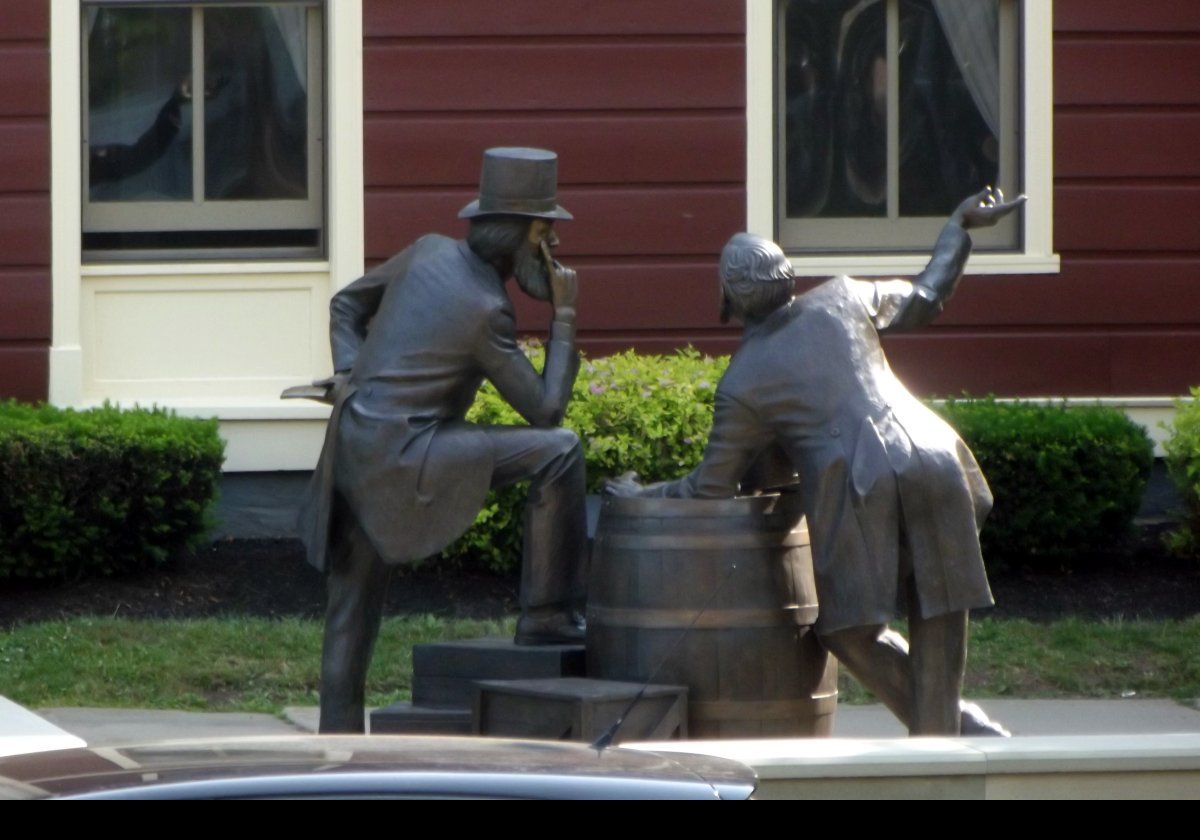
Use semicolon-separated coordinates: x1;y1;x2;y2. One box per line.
0;734;756;800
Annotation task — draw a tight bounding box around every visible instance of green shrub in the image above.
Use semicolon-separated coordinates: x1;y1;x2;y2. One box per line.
937;398;1153;569
0;402;225;580
1163;387;1200;557
446;346;727;570
442;345;1155;574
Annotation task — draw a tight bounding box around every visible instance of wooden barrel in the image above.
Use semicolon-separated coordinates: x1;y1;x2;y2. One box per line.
587;492;837;738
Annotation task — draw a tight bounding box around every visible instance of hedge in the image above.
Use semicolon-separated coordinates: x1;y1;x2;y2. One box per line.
0;402;225;580
1163;387;1200;557
446;346;728;569
936;398;1153;569
445;347;1153;575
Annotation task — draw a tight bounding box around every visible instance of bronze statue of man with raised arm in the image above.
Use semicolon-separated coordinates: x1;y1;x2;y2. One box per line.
299;148;588;733
608;188;1024;736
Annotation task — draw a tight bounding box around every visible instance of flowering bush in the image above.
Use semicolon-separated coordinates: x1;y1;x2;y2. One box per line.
445;346;727;570
443;347;1154;576
1163;387;1200;558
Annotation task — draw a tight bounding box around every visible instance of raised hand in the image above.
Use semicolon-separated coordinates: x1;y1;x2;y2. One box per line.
952;186;1027;230
542;240;578;311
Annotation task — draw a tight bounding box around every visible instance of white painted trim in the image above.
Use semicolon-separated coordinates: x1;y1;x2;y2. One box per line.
984;396;1182;410
49;2;364;472
929;395;1183;457
219;418;328;471
74;397;331;421
326;0;365;292
745;0;1059;276
72;398;330;471
791;252;1061;278
49;0;84;406
745;0;775;241
1022;1;1056;266
632;734;1200;799
81;261;332;277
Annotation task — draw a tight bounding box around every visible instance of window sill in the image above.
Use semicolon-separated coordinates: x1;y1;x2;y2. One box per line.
787;252;1060;278
75;396;331;421
81;261;332;277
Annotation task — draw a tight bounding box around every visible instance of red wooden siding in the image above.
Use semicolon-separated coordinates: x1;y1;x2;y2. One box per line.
974;0;1200;398
1054;2;1200;33
366;114;745;186
874;0;1200;397
0;45;49;117
365;187;743;259
0;19;50;401
1055;113;1200;179
361;0;745;357
364;1;743;38
0;121;50;192
1055;41;1200;108
360;0;1198;398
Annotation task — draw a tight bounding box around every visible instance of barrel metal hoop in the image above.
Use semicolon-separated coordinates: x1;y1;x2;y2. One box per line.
588;604;818;629
599;532;809;550
690;694;839;721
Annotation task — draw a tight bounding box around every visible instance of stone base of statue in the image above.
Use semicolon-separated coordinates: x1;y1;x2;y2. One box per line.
473;677;687;743
369;637;585;735
371;493;836;740
587;493;838;738
368;702;473;735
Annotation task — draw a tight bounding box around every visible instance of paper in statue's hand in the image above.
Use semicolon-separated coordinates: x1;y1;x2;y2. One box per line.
281;384;334;404
603;471;644;498
280;372;349;406
738;443;799;496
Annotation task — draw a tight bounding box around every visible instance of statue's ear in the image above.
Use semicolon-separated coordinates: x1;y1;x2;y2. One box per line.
719;289;732;324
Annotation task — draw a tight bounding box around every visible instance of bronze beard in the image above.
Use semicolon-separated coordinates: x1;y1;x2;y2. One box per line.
512;239;552;302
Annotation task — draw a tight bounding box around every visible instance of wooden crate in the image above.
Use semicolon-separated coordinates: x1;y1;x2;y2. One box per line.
473;677;687;744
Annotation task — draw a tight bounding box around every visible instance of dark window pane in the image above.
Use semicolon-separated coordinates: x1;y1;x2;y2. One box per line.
782;0;887;219
84;229;320;254
898;0;1000;215
87;7;193;202
204;7;309;201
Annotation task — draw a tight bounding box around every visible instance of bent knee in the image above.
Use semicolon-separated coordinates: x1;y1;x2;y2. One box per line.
819;623;889;656
541;426;581;458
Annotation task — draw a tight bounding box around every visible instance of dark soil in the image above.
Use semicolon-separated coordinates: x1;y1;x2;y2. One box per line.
0;539;519;628
1;530;1198;628
981;525;1200;622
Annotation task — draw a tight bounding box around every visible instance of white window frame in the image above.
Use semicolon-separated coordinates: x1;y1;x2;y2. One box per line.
746;0;1059;276
50;0;363;472
80;1;325;259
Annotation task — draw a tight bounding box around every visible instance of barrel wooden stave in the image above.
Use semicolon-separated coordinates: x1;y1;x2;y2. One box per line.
587;493;837;738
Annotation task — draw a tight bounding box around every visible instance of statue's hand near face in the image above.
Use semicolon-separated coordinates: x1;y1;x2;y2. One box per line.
952;186;1027;230
542;240;578;312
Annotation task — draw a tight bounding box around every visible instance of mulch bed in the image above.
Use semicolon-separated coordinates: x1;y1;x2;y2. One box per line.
1;531;1197;628
0;539;519;628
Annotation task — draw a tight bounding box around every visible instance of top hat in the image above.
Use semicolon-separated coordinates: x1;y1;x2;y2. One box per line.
458;147;573;221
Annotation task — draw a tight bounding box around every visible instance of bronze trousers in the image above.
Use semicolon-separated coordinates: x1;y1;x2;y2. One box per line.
819;581;969;736
319;425;587;733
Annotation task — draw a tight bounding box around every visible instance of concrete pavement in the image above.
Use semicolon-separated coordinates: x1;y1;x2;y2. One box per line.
14;698;1200;748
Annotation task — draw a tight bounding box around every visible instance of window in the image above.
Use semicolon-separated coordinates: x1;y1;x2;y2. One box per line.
82;1;324;260
747;0;1057;274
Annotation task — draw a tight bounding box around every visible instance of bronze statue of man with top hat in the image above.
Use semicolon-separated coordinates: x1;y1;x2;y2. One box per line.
296;148;588;733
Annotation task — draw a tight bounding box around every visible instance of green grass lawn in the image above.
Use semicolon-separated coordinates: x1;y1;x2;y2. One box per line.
0;615;512;713
2;615;1198;713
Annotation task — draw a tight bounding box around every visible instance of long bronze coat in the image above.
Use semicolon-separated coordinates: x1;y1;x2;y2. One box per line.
647;271;993;634
299;234;578;572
